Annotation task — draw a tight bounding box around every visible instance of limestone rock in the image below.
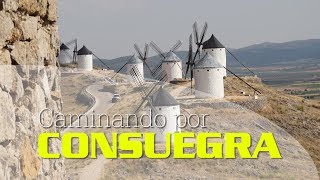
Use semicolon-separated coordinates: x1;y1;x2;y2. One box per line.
35;27;51;64
0;146;8;178
3;0;19;11
20;137;41;179
38;67;51;98
0;89;16;142
18;0;47;18
21;16;38;41
0;11;14;47
15;105;32;128
25;84;47;115
10;67;24;103
10;41;27;65
0;48;11;65
47;0;57;22
0;65;13;92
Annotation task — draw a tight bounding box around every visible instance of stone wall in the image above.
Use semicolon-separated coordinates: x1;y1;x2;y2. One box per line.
0;0;65;179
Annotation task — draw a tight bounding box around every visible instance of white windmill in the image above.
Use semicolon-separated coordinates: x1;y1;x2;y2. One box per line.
110;43;151;83
77;45;93;71
130;68;180;143
58;43;73;65
150;86;181;143
150;41;183;82
202;34;227;77
194;54;225;99
126;56;144;82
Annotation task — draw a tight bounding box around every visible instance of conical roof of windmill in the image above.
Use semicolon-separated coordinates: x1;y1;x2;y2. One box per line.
194;54;223;69
77;46;92;55
202;34;224;49
163;52;181;62
152;87;179;106
60;43;69;50
128;56;143;64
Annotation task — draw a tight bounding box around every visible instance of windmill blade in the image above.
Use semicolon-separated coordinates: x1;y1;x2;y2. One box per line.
134;97;149;114
130;66;144;86
190;66;194;83
193;22;199;44
93;53;110;69
155;70;167;82
144;62;154;75
150;41;166;59
65;38;77;47
73;47;77;63
192;48;201;62
141;43;154;75
133;72;168;114
169;40;182;53
134;44;144;60
188;34;193;62
143;43;149;60
65;51;73;61
72;40;78;63
110;55;134;80
133;81;163;114
185;34;193;79
199;22;208;44
151;62;163;76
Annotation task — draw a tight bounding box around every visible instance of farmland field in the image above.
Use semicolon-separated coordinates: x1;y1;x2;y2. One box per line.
229;59;320;100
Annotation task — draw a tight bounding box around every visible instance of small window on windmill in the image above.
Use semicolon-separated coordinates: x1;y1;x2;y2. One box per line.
197;70;199;72
207;69;210;72
159;108;162;110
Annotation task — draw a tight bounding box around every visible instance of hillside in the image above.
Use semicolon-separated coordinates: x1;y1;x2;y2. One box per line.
59;69;320;179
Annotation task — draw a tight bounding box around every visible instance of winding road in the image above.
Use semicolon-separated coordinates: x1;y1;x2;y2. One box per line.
63;83;114;180
63;84;113;133
80;84;113;180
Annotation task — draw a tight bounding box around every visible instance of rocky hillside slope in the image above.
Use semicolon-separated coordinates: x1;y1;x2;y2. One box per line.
0;0;65;179
225;76;320;172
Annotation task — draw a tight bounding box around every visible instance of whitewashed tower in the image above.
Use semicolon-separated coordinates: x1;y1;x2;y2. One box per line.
77;46;93;71
194;54;225;98
127;56;144;82
162;52;183;82
202;34;227;77
151;87;180;143
58;43;72;65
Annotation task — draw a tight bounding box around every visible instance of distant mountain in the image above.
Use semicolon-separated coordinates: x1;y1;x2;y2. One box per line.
231;39;320;66
94;39;320;72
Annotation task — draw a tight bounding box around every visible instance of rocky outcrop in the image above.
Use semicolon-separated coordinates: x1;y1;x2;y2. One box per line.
0;0;65;179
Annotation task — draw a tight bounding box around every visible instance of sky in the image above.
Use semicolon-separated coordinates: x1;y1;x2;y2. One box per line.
58;0;320;59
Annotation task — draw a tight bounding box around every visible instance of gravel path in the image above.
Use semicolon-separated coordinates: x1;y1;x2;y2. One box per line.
65;84;113;180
